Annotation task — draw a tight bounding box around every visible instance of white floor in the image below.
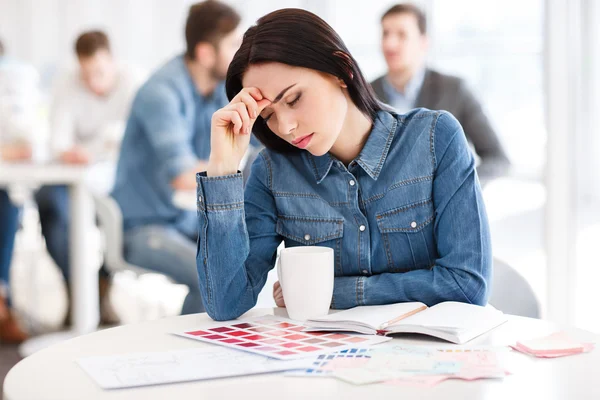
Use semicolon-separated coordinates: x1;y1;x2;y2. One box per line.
7;177;599;340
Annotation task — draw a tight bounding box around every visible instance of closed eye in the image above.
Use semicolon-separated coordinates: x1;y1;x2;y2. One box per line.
287;93;301;107
263;93;302;123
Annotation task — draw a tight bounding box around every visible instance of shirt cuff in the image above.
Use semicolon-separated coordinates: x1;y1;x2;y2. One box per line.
332;276;364;309
196;171;244;211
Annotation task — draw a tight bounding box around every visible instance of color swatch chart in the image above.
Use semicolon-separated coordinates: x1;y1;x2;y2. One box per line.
176;315;391;360
287;348;371;376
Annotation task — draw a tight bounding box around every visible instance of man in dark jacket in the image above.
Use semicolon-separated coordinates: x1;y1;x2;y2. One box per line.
371;4;510;184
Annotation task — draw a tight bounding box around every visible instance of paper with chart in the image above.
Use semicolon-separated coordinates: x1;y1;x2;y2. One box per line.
176;315;392;360
330;345;510;385
77;347;312;389
286;348;372;377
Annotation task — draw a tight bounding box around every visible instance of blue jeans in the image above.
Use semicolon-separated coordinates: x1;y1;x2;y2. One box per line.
34;185;109;283
0;189;19;305
123;225;204;315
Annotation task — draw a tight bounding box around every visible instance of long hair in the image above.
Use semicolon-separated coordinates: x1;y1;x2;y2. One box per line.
226;9;382;153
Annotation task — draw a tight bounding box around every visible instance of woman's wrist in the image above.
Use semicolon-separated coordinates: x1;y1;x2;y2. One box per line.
206;158;239;177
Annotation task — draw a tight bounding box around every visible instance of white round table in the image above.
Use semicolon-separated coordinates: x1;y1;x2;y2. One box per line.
4;308;599;400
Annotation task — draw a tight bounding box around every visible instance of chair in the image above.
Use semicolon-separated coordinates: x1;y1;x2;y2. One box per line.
488;258;541;318
92;194;149;276
93;194;186;322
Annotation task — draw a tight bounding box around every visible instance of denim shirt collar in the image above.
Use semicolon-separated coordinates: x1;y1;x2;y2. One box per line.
306;110;398;183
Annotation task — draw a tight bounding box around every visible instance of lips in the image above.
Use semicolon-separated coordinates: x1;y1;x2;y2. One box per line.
292;134;312;145
292;133;314;149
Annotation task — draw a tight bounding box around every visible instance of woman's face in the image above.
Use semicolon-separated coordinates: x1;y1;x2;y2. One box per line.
242;62;349;156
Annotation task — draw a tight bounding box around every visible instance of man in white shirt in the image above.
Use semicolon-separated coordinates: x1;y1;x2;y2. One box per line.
50;30;143;164
34;31;143;324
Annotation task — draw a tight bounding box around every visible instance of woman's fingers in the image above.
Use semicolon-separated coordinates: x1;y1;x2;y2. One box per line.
219;109;243;134
234;87;271;120
235;86;263;103
237;92;259;119
213;87;271;137
273;281;285;307
233;103;251;134
256;98;271;115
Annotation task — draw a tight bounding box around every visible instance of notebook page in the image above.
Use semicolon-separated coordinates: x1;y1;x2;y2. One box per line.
396;302;506;333
310;302;427;329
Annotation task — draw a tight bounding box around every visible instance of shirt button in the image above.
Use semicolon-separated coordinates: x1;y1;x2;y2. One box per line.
349;180;356;186
410;221;417;228
198;196;202;202
362;270;368;274
304;234;311;241
359;225;366;232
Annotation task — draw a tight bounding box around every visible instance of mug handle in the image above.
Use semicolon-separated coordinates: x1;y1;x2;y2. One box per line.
276;255;284;292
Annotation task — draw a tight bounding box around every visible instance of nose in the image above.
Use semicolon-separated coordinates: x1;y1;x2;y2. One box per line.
277;111;297;137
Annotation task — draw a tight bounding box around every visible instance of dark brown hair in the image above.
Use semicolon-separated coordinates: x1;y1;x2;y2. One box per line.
226;9;382;154
185;0;240;59
75;30;110;57
381;3;427;35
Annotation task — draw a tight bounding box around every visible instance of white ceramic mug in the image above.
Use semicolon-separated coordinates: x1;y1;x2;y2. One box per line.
277;246;334;321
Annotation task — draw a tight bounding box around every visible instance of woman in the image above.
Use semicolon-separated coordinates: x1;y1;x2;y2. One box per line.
196;9;491;321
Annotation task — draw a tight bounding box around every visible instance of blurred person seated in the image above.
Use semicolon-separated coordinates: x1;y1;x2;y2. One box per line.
370;3;510;184
0;38;41;343
34;30;143;325
112;0;242;315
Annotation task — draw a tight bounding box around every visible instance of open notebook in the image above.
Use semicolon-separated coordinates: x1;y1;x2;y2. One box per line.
305;302;508;344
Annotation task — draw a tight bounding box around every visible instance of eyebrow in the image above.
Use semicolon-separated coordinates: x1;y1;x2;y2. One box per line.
270;83;297;104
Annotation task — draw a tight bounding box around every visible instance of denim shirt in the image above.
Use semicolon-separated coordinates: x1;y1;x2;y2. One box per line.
112;55;228;237
196;109;492;321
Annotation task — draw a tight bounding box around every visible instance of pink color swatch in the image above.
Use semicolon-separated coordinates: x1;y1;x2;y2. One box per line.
178;315;391;360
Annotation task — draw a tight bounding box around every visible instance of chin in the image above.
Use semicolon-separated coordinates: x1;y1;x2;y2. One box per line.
387;63;407;73
306;141;333;157
307;148;329;157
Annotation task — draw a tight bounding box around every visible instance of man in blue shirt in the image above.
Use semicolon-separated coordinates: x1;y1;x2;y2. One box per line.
112;0;241;315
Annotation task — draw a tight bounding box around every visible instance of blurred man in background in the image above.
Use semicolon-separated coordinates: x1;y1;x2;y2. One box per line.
112;0;241;315
0;38;40;343
371;3;510;184
35;30;143;325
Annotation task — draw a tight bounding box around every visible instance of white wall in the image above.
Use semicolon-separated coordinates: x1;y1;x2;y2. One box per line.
0;0;409;88
0;0;192;87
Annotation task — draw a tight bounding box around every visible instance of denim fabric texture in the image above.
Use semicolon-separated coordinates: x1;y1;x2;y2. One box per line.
197;109;492;320
112;55;228;235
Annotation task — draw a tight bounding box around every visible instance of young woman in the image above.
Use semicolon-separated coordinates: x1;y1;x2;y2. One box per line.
196;9;491;321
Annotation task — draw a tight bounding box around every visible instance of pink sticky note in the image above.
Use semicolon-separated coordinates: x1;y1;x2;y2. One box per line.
515;331;587;355
513;342;595;358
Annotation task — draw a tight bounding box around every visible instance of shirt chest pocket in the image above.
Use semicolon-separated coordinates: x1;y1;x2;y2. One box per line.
276;216;344;274
376;199;436;271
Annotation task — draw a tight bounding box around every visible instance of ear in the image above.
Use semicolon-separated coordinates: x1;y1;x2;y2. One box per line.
194;42;217;67
337;77;348;89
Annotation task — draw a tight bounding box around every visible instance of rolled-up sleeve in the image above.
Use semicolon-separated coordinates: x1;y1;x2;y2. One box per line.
135;85;197;184
196;153;282;320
